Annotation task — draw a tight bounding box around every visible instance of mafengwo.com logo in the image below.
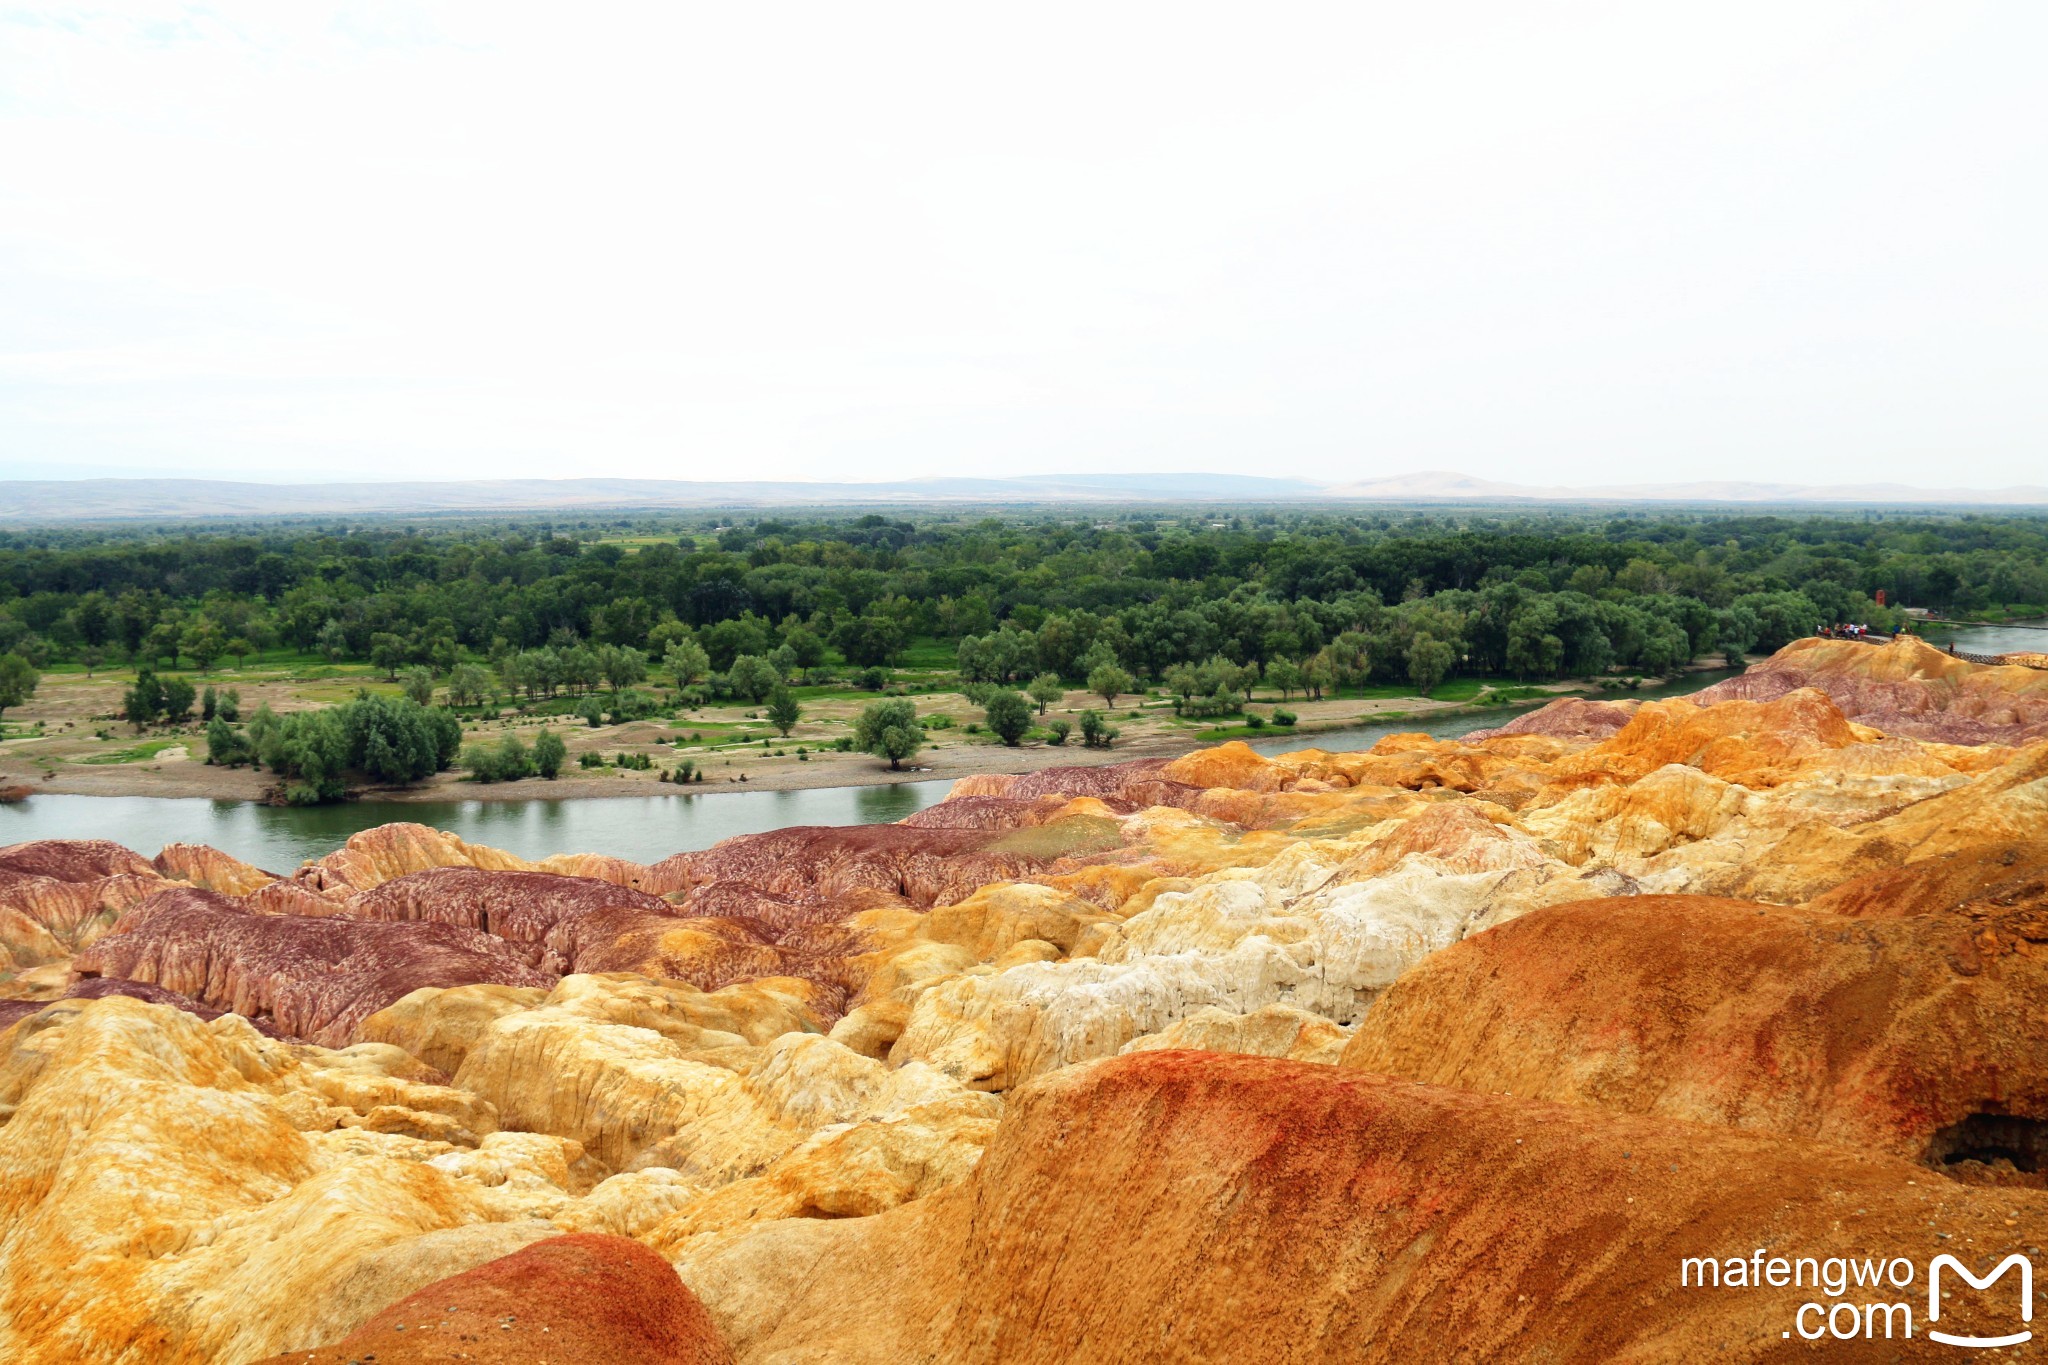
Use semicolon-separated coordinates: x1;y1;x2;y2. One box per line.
1680;1249;2034;1346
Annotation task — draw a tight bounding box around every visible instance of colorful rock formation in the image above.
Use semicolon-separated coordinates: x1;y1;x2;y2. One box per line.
3;638;2046;1361
247;1234;733;1365
1691;633;2048;744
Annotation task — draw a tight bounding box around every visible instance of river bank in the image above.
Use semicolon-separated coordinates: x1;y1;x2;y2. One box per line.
0;655;1762;810
0;666;1741;866
7;687;1532;804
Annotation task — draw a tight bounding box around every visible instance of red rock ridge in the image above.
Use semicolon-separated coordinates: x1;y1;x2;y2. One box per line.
250;1233;734;1365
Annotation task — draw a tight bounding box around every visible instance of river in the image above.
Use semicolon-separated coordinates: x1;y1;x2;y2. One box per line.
1918;616;2048;655
0;644;1998;871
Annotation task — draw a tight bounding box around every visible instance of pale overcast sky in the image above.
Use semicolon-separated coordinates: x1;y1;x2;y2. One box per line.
1;3;2043;487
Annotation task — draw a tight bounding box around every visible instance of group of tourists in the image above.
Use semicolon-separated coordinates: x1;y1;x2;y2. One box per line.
1820;622;1878;640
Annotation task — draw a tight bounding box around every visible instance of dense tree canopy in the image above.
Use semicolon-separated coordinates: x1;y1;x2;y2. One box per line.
1;507;2040;698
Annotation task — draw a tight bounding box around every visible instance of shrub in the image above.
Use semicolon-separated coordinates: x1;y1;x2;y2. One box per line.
607;688;663;723
765;685;801;736
1078;710;1118;749
463;733;534;783
857;666;888;692
578;750;605;769
160;676;197;723
123;669;164;727
982;689;1033;746
1244;712;1267;730
1272;709;1297;727
1180;686;1243;719
399;667;436;707
532;728;566;779
1045;718;1071;745
204;715;254;767
577;696;606;728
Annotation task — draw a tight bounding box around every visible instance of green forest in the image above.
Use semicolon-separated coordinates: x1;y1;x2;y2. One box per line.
3;507;2045;704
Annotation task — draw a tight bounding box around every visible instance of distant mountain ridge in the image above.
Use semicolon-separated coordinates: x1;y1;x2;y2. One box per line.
1318;470;2048;504
1;469;2043;522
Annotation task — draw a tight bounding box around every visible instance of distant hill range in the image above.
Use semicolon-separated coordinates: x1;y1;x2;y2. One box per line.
2;470;2044;522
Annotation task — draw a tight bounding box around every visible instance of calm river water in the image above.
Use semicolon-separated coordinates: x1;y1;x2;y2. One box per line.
0;635;2017;871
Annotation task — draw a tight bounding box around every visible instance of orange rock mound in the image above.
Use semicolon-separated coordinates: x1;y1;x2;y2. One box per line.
685;1050;2045;1363
1340;893;2048;1164
251;1234;732;1365
1693;634;2048;744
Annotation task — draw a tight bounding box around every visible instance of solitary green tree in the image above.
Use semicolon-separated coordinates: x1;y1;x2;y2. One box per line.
369;632;407;680
1026;672;1064;715
854;698;923;770
124;669;164;728
160;676;198;722
765;684;802;737
532;728;567;779
1087;661;1134;709
983;689;1032;746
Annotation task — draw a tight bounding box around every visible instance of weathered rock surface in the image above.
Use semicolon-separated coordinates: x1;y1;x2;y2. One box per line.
1465;693;1641;741
1693;634;2048;744
73;887;553;1045
0;997;538;1361
0;840;170;976
250;1233;734;1365
0;839;157;883
1340;893;2048;1163
0;974;289;1037
679;1051;2047;1363
1120;1003;1348;1064
150;841;276;894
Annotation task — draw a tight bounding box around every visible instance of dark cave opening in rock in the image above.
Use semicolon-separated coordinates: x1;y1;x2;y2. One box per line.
1928;1112;2047;1173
